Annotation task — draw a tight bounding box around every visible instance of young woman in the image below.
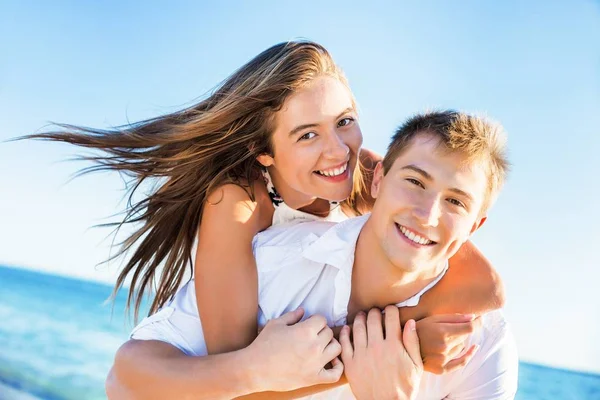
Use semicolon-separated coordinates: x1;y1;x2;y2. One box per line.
32;41;504;398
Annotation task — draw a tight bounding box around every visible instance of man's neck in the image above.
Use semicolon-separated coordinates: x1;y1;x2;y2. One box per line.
348;217;447;320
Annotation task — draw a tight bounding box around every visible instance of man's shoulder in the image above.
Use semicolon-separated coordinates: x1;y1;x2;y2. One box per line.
253;214;370;254
468;309;518;378
254;219;337;249
422;310;518;399
480;309;510;338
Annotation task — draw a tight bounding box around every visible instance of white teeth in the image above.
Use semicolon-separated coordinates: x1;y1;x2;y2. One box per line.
317;163;347;177
399;225;433;245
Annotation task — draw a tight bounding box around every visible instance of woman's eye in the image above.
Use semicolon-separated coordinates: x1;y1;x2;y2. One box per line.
299;132;317;141
407;178;424;188
337;117;354;127
447;198;465;208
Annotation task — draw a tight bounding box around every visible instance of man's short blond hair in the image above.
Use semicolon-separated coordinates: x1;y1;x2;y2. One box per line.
382;110;509;213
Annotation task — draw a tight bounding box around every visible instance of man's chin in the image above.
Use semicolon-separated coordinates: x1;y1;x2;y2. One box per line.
389;258;420;274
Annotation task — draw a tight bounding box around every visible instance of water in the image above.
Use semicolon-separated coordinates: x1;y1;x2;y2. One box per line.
1;265;599;399
0;265;138;400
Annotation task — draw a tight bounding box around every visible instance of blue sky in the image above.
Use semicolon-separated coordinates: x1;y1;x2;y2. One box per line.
1;1;599;374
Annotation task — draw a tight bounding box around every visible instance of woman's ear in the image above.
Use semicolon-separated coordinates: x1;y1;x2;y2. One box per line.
256;154;274;167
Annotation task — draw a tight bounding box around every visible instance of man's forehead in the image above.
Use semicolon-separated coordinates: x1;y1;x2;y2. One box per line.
389;133;481;172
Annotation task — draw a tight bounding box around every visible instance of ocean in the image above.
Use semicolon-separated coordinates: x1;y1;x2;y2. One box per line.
1;265;599;400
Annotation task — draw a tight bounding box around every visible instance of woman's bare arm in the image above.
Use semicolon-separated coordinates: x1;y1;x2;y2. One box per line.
195;182;272;354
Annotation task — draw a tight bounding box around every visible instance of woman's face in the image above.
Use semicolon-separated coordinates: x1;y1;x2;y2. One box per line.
259;76;363;205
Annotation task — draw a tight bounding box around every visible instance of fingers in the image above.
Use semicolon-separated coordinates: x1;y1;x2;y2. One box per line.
317;356;344;383
428;313;477;323
443;344;479;372
339;325;354;362
441;317;482;340
367;308;384;343
322;338;342;365
277;308;305;325
317;325;334;348
384;305;401;340
446;343;468;361
301;314;328;334
352;312;368;349
402;319;423;369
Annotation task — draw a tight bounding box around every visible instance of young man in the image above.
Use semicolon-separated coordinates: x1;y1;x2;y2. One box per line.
112;110;518;399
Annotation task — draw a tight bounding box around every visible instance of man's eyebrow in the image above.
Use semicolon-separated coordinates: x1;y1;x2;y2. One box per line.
288;106;355;136
401;164;474;202
400;165;432;180
448;187;474;202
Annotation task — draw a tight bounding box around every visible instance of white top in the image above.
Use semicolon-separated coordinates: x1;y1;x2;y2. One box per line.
131;215;518;399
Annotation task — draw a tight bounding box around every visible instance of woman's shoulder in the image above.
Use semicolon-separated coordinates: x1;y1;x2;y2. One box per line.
204;178;273;231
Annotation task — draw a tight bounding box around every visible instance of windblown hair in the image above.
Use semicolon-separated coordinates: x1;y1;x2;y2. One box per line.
383;110;509;212
28;40;367;321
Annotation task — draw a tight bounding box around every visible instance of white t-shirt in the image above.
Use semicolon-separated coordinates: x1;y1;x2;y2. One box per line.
131;215;518;399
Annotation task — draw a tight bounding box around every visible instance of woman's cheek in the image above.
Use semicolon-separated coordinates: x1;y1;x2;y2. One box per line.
345;130;363;156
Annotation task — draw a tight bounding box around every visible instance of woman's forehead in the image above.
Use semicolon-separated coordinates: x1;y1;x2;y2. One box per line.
274;77;355;132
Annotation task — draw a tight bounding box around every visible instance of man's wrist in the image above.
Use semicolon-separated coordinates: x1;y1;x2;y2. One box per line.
231;345;264;395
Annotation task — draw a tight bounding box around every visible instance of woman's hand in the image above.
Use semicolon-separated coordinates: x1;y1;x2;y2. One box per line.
416;313;482;374
247;308;344;392
340;306;423;400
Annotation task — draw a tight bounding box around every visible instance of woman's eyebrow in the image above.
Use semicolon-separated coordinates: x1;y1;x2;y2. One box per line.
288;106;355;136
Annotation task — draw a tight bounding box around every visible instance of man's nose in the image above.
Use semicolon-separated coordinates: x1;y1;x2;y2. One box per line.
412;196;441;228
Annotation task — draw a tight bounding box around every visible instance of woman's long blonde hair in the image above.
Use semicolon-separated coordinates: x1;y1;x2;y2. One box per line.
29;40;368;321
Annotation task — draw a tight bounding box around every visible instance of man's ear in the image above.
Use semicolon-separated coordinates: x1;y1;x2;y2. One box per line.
371;162;384;199
469;216;487;236
256;154;274;167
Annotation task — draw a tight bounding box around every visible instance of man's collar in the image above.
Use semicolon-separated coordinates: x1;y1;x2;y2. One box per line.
395;262;448;307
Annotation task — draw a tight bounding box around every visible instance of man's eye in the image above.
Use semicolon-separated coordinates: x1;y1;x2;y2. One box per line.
299;132;317;141
337;117;355;127
448;198;465;208
407;178;424;188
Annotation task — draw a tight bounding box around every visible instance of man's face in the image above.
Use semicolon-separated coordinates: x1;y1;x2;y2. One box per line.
369;133;488;275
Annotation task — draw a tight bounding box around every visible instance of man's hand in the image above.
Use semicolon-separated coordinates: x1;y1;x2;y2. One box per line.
416;314;481;374
340;306;423;400
247;308;343;392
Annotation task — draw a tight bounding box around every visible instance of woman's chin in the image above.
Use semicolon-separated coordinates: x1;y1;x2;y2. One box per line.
318;186;353;203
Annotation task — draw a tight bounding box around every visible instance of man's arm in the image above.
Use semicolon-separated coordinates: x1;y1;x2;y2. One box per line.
107;340;260;400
